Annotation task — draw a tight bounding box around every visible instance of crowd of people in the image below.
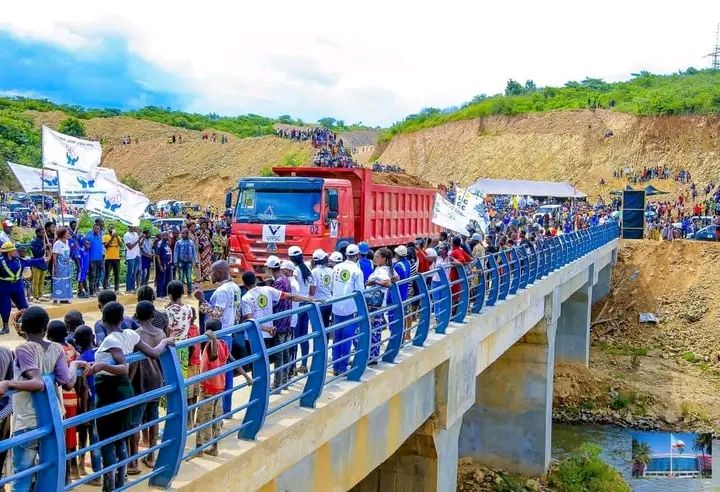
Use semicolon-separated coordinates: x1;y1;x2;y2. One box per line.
276;126;358;169
613;165;693;184
0;215;232;334
371;162;406;173
645;185;720;240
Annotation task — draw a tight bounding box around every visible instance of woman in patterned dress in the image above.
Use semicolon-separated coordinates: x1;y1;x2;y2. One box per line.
196;220;213;280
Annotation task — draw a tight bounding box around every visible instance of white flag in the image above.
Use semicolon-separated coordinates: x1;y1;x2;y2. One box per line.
6;161;59;193
42;126;102;173
57;166;118;198
453;187;489;233
85;174;149;226
432;193;474;234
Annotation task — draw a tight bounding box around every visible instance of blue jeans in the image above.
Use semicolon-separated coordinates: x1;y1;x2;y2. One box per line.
289;309;310;370
100;440;128;490
331;313;358;375
125;257;139;292
176;261;194;295
12;428;38;492
141;256;152;286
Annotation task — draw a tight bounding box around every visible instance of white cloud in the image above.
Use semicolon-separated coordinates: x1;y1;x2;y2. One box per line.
2;0;719;126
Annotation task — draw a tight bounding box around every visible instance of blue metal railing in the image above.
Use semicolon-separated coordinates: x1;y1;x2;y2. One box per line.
0;221;619;490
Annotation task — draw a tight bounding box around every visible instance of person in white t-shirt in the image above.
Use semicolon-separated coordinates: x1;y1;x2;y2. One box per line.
330;243;365;376
366;247;395;361
123;226;141;293
311;249;334;329
287;246;316;374
240;271;314;343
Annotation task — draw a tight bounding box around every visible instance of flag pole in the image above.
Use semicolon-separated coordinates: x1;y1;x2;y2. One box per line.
670;434;673;477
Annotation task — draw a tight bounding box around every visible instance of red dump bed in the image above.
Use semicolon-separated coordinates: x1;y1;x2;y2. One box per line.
272;167;438;247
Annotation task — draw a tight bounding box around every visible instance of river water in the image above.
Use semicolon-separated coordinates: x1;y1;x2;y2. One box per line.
552;424;717;491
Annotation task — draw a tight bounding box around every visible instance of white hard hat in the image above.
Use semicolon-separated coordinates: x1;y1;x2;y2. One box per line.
329;251;344;263
280;260;295;271
288;246;303;257
425;248;438;258
312;248;328;261
264;255;281;269
345;244;359;256
394;245;408;257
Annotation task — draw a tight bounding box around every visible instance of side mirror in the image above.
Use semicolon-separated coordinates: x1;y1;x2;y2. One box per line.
225;192;233;209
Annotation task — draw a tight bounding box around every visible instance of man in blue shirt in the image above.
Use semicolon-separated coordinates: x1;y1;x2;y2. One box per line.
86;223;105;296
357;241;374;283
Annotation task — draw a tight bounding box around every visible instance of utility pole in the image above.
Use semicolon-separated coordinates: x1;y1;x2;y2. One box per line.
707;23;720;71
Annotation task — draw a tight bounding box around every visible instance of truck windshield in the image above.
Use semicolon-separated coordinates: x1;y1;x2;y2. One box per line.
235;188;321;224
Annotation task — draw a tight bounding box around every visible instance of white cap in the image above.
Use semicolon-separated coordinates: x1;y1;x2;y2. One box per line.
425;248;438;258
394;245;408;257
312;248;328;261
329;251;344;263
345;244;360;256
1;219;12;228
288;245;303;257
264;255;281;268
280;260;295;271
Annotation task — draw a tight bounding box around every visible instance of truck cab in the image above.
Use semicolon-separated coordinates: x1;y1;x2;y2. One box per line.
225;173;354;274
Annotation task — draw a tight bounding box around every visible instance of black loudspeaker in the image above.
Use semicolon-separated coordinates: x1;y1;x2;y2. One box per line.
622;191;645;239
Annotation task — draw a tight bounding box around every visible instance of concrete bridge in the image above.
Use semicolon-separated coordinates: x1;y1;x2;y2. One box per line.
0;225;618;492
171;229;618;492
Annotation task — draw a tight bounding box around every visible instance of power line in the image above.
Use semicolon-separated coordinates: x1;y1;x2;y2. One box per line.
706;23;720;70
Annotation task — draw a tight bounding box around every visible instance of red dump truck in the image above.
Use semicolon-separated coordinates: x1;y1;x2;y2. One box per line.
224;167;438;273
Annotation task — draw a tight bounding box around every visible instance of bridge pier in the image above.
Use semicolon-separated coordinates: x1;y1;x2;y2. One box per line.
458;292;558;476
555;274;592;366
353;418;462;492
592;263;612;303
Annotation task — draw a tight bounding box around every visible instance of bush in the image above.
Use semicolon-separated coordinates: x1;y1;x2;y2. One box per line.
549;443;630;492
58;117;87;138
380;69;720;139
119;174;143;192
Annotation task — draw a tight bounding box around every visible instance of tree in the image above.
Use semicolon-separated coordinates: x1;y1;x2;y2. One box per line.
317;117;337;128
120;174;143;191
524;80;537;92
57;117;87;138
632;439;652;477
505;79;525;96
693;434;712;477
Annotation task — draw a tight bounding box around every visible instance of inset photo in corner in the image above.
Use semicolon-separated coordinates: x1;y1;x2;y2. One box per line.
631;431;712;479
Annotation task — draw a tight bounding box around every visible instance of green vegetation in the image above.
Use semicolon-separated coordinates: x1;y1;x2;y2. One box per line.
681;351;700;363
693;433;713;477
380;69;720;142
632;438;652;476
57;117;87;138
119;174;144;192
549;443;630;492
596;341;649;357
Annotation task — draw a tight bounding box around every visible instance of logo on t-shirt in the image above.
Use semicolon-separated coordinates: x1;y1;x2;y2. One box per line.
323;274;332;287
257;294;269;309
340;269;351;282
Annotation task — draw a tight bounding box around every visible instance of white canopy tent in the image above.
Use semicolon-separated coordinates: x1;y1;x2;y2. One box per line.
467;178;587;198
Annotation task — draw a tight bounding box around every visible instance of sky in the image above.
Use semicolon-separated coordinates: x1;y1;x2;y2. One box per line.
1;1;719;126
632;432;703;455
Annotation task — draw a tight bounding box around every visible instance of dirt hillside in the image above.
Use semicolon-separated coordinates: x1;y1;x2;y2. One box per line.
378;109;720;198
27;111;312;206
26;112;386;206
554;240;720;433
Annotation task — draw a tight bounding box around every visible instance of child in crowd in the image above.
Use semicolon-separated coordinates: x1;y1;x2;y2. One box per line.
76;239;91;298
86;301;173;491
74;325;102;484
47;320;80;482
195;320;251;457
128;301;166;472
93;290;139;344
0;307;84;492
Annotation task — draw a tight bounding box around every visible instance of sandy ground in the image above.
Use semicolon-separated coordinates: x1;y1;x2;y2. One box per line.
554;240;720;433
